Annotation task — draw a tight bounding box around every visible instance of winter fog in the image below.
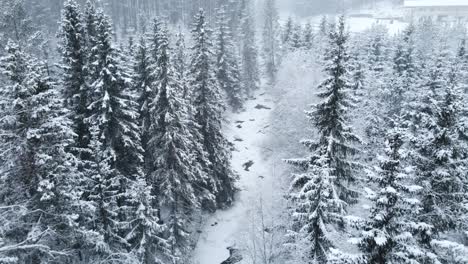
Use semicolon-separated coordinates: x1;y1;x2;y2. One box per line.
0;0;467;263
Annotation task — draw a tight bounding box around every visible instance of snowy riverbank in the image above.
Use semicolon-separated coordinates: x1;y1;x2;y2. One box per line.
192;88;277;264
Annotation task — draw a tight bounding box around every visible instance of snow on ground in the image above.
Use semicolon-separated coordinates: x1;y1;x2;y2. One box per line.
191;88;276;264
279;0;407;35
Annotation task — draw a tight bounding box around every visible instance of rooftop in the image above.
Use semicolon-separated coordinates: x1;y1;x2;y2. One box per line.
404;0;468;7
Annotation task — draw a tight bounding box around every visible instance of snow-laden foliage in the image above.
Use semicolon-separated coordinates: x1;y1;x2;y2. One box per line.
352;128;434;264
239;0;260;98
262;0;281;83
214;5;243;111
0;42;82;263
188;9;236;209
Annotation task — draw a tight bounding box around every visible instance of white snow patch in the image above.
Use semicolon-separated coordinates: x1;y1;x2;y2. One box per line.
191;88;276;264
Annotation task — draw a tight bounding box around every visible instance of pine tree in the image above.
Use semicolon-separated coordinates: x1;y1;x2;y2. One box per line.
0;42;83;263
84;0;100;82
239;0;260;98
189;9;236;209
354;128;432;264
0;0;37;50
361;24;391;164
319;16;328;37
286;151;346;263
58;0;91;161
84;11;154;260
262;0;280;83
214;5;243;111
416;62;468;235
289;23;303;50
147;25;207;263
282;16;294;44
303;21;314;49
313;16;361;205
133;34;156;177
389;23;417;118
140;18;164;176
174;31;187;97
284;16;362;264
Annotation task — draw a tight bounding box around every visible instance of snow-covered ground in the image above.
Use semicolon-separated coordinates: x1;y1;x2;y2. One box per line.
279;0;408;35
192;88;277;264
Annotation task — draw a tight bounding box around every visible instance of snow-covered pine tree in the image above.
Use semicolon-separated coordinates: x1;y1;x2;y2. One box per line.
360;24;391;163
366;24;389;73
174;29;215;211
353;127;432;264
214;5;243;111
303;21;314;49
0;42;84;263
133;34;156;177
388;23;417;118
0;0;38;52
189;9;236;209
289;23;303;50
174;31;187;97
282;17;294;44
58;0;91;162
262;0;281;83
285;152;346;263
319;16;328;37
416;60;468;236
84;0;100;82
84;11;156;261
149;17;163;67
239;0;260;98
147;25;207;262
313;16;361;205
284;16;362;264
138;17;164;176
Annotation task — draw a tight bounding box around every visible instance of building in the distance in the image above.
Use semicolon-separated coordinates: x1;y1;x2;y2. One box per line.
403;0;468;21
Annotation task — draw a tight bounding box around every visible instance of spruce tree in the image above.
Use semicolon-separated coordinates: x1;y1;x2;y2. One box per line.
239;0;260;98
354;128;431;264
313;16;361;205
174;31;187;97
286;150;346;263
133;35;155;176
58;0;91;161
282;16;294;44
303;21;314;49
0;42;83;263
319;16;328;37
140;18;163;175
262;0;280;83
148;25;207;262
214;5;243;111
84;0;100;82
289;23;303;50
416;62;468;235
84;11;159;260
389;23;417;118
189;9;236;209
285;16;361;264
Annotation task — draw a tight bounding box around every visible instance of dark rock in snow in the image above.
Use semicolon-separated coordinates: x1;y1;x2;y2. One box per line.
249;119;255;121
235;120;245;124
258;175;265;179
254;104;271;110
221;247;243;264
242;160;254;171
234;137;243;142
211;222;218;227
236;124;242;128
